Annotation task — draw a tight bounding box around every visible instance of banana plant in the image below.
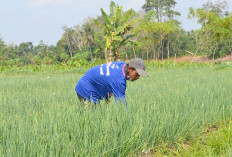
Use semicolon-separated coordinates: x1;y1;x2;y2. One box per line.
94;1;140;61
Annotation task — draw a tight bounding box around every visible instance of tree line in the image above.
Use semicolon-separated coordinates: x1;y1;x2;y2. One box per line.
0;0;231;66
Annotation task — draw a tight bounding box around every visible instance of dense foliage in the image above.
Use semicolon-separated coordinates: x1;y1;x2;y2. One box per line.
0;0;231;66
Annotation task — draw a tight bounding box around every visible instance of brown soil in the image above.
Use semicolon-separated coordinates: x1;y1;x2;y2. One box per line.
125;55;232;63
170;55;232;63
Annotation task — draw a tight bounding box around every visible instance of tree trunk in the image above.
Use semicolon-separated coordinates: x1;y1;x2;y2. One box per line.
146;48;149;61
125;47;128;60
175;53;176;62
90;47;93;60
157;8;160;22
109;47;112;62
158;40;163;60
105;48;108;62
114;49;119;61
66;33;73;58
153;50;156;60
167;40;170;59
133;44;136;58
161;40;164;61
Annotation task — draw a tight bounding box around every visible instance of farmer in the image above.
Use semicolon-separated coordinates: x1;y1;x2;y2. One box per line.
75;58;148;105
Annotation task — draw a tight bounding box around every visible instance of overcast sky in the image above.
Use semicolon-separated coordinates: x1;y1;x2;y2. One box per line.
0;0;231;46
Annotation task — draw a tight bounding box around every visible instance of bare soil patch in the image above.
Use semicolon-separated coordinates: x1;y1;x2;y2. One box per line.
171;55;232;63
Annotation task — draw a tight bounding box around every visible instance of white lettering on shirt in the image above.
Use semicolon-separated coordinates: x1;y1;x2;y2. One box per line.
106;62;112;76
100;65;104;75
111;64;115;69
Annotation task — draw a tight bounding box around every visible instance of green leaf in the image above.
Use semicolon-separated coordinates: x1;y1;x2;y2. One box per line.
101;8;111;25
106;37;111;48
113;36;123;41
110;1;117;17
94;20;102;28
95;38;104;47
94;48;102;55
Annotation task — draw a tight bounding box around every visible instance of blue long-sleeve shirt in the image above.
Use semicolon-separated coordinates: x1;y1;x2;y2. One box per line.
75;61;127;103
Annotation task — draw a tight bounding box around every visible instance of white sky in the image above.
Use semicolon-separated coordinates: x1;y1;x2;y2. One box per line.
0;0;231;46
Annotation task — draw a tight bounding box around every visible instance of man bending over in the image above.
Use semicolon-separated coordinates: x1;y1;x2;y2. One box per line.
75;58;148;105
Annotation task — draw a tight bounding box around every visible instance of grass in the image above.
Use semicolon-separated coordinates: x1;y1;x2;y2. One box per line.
153;120;232;156
0;65;232;156
181;120;232;156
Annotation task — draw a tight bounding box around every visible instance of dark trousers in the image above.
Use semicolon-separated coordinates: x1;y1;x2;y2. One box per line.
76;92;110;106
76;92;86;102
76;92;96;107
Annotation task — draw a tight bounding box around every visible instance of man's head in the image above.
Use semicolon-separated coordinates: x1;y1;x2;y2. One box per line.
128;58;148;81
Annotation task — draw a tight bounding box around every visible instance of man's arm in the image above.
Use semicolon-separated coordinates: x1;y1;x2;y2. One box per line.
110;82;127;104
